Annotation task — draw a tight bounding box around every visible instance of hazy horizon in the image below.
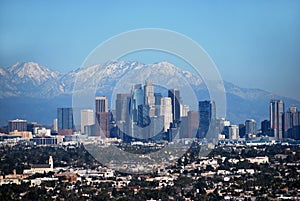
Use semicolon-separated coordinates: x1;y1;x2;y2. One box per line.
1;1;300;100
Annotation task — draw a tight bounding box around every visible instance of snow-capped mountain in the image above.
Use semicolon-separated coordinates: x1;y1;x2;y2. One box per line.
0;61;299;126
0;62;61;98
8;62;60;85
0;60;203;98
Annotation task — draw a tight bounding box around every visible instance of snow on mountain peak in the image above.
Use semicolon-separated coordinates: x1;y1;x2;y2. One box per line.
7;62;60;86
0;67;9;77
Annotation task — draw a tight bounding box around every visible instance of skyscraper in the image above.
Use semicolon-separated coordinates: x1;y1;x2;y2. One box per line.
131;84;144;122
80;109;94;133
245;119;257;137
138;104;150;128
198;100;216;139
180;105;189;117
160;97;173;132
116;93;131;122
96;96;108;113
228;125;239;140
115;93;131;139
284;105;300;139
144;80;155;117
57;108;74;130
188;111;199;138
53;118;58;132
270;100;284;139
95;96;110;137
239;124;246;138
144;80;155;105
261;120;270;135
168;89;181;124
154;93;162;116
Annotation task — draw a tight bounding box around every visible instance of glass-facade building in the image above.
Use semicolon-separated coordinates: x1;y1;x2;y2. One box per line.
57;108;74;130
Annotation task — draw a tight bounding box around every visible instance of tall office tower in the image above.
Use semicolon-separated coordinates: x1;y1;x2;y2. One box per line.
8;119;27;132
57;108;74;130
131;84;144;122
238;124;246;138
270;100;285;139
138;104;150;128
80;109;94;133
284;105;300;139
144;80;155;105
188;111;199;138
144;80;156;117
53;118;58;132
115;94;131;138
198;100;216;139
180;104;189;117
296;112;300;139
245;119;257;137
116;94;131;122
261;120;270;135
168;89;181;124
228;125;239;140
95;112;110;137
179;106;192;138
179;116;188;139
95;96;110;137
160;97;173;132
154;93;162;116
154;93;162;105
96;96;108;113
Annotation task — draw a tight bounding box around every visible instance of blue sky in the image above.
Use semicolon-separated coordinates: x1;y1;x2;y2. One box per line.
1;0;300;100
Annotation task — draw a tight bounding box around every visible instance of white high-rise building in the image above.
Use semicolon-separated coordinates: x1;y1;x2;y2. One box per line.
53;118;58;132
228;125;239;140
144;80;156;117
81;109;94;133
180;104;189;117
160;97;173;132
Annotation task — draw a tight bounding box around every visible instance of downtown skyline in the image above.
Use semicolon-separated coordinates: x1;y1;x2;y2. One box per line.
1;2;300;200
0;1;300;101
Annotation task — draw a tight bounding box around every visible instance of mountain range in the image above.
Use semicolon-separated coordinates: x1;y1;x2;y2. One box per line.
0;61;299;127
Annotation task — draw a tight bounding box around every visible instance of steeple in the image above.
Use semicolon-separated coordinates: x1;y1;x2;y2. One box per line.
49;156;53;169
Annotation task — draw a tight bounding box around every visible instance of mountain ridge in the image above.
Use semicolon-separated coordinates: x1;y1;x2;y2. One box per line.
0;61;299;126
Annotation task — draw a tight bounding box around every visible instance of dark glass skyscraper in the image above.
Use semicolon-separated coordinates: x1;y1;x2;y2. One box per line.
116;94;131;122
131;84;144;123
138;104;150;128
261;120;270;135
270;100;284;139
168;89;181;124
57;108;74;130
198;100;216;139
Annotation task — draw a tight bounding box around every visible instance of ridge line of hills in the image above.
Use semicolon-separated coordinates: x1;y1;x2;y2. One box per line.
0;61;299;126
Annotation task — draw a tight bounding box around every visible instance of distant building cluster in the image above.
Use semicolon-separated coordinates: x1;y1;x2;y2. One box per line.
268;100;300;139
80;80;204;142
1;81;300;144
220;100;300;140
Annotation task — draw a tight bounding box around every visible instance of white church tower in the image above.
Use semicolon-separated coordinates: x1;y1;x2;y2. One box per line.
49;156;53;170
